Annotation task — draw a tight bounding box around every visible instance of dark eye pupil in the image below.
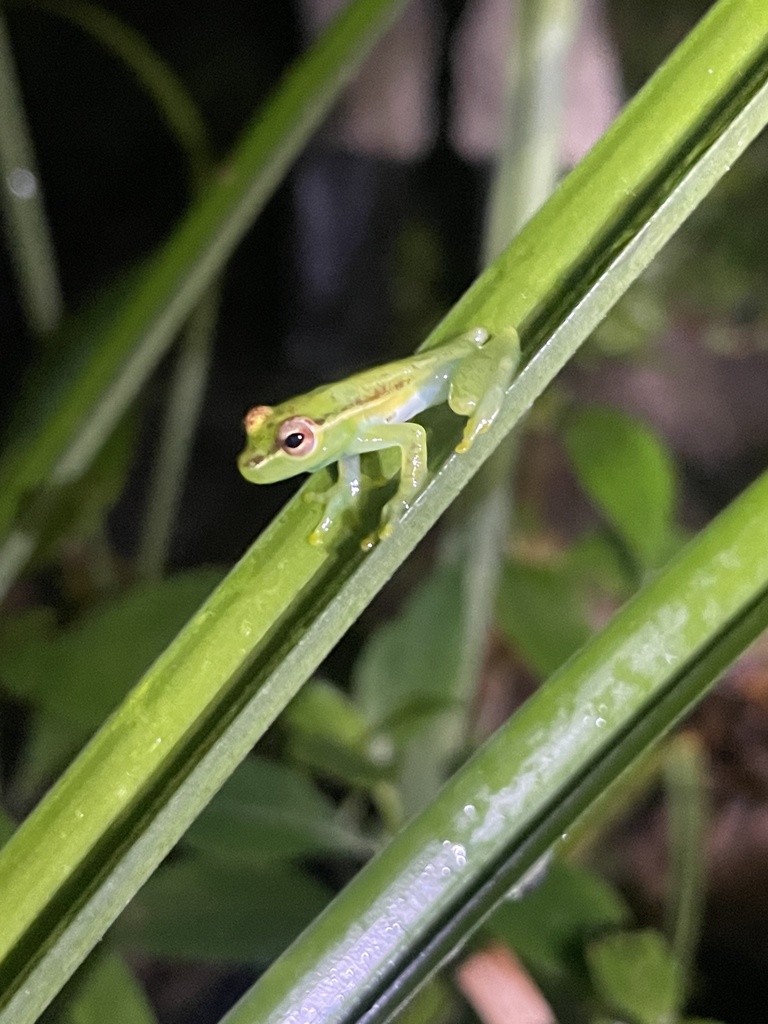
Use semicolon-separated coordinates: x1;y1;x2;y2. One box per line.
285;432;304;449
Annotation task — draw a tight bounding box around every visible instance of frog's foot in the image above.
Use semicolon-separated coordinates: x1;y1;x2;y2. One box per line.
360;495;411;551
303;490;339;546
303;489;329;507
303;456;366;546
450;326;521;454
308;511;339;547
309;504;361;546
455;381;507;453
304;484;360;546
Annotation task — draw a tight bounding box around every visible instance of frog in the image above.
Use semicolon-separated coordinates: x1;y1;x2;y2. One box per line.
238;326;520;549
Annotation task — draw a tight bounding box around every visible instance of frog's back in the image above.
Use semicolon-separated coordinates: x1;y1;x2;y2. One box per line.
271;331;484;426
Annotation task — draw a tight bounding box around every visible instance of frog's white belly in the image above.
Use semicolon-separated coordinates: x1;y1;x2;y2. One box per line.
382;375;450;425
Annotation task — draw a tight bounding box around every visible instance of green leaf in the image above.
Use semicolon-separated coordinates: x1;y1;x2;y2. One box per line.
587;929;682;1024
353;564;467;814
0;569;224;742
496;560;592;676
184;756;374;862
286;678;370;748
283;680;394;788
563;407;677;570
564;532;638;598
114;858;330;963
487;860;628;981
353;565;464;730
60;952;157;1024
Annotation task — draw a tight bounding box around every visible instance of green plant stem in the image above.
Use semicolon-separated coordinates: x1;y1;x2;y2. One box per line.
446;0;579;732
135;286;220;580
32;0;219;577
222;467;768;1024
0;9;62;335
0;0;411;594
663;732;708;993
482;0;579;264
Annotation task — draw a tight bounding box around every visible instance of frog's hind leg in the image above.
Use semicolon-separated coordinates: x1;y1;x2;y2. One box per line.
448;327;521;453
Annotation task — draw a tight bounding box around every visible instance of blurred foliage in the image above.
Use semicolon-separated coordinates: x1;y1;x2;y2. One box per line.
1;0;767;1022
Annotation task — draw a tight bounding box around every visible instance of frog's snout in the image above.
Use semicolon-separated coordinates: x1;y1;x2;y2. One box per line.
238;447;264;480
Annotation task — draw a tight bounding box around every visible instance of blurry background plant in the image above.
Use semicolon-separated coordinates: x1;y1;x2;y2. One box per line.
1;0;768;1022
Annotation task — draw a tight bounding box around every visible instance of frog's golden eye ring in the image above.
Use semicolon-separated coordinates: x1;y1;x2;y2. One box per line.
278;416;319;457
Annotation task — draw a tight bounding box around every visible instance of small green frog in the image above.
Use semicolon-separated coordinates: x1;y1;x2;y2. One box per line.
238;326;520;548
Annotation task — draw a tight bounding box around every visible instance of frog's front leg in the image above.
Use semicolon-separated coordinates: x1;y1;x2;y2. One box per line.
449;326;521;452
355;422;428;550
306;454;363;546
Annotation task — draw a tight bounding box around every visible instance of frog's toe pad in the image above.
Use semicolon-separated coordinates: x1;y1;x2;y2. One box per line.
304;490;326;507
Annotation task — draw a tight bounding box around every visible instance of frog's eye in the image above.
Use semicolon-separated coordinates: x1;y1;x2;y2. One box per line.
277;417;318;457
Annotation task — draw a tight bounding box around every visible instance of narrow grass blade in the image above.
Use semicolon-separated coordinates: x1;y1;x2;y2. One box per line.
0;10;62;334
0;0;410;586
